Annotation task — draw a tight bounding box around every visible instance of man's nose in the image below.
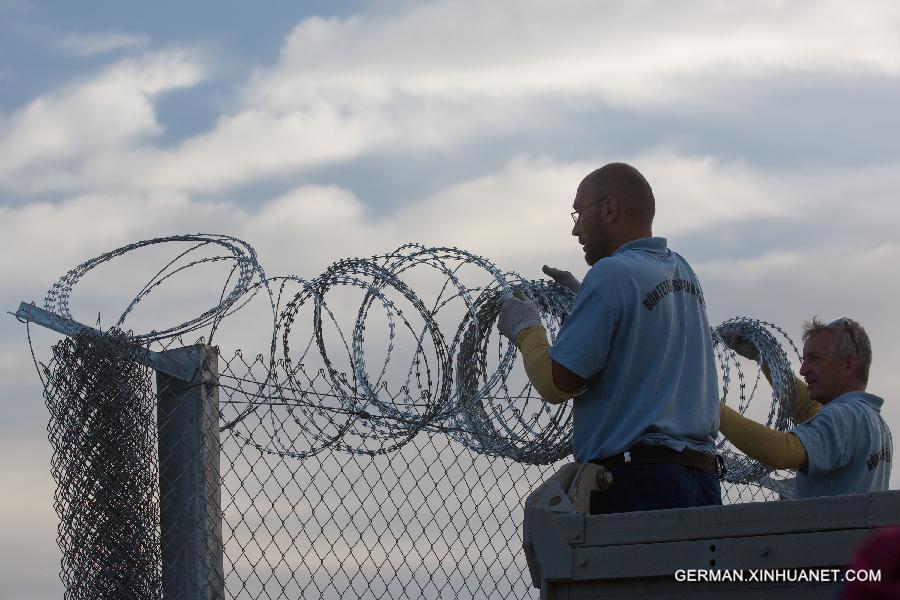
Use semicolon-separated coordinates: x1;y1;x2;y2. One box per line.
799;361;810;376
571;219;579;237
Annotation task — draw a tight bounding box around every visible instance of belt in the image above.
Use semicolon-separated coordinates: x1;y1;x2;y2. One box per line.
591;445;719;474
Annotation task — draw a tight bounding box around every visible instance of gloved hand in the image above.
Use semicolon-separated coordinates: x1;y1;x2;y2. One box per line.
721;332;759;361
497;291;542;342
542;265;580;293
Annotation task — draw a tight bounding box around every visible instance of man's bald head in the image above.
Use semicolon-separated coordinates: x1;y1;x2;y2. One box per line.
572;163;655;263
579;163;655;226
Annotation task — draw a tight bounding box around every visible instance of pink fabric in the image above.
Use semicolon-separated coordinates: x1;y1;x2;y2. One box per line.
841;527;900;600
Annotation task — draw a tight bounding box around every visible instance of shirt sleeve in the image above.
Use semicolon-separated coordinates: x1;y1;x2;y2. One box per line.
719;404;807;469
515;326;576;404
790;404;854;475
548;267;618;380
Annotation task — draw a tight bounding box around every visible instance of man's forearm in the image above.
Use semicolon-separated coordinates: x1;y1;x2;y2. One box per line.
515;326;575;405
719;404;808;470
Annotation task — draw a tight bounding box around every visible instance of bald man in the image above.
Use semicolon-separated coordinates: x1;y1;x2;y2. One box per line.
498;163;721;514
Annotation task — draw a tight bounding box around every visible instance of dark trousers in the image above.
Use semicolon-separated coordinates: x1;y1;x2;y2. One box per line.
589;462;722;515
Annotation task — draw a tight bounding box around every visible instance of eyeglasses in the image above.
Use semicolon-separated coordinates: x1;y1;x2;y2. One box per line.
832;317;860;355
570;198;605;223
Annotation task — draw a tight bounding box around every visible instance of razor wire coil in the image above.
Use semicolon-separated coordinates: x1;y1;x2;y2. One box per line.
27;234;805;600
35;234;801;475
713;317;802;484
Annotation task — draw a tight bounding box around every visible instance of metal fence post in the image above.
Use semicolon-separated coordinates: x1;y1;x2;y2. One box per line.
156;344;225;600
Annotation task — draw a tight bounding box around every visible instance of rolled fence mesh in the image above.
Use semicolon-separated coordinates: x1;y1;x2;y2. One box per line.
43;330;162;600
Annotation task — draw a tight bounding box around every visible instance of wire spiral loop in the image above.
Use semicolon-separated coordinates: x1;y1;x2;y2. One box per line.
41;234;800;477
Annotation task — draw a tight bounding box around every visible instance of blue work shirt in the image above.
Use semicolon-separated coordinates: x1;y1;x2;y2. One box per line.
792;391;892;498
549;237;719;462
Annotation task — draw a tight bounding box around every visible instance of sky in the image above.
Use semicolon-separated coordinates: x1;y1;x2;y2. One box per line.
2;1;900;598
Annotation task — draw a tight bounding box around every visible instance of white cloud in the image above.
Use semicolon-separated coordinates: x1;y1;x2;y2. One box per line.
394;157;588;266
394;151;801;273
130;106;388;193
0;192;197;288
636;151;790;234
11;94;535;195
0;49;207;182
0;349;40;387
55;30;150;56
248;0;900;110
7;150;896;335
6;149;897;298
6;1;899;199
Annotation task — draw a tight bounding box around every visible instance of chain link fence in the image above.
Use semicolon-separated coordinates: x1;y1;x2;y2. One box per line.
35;326;779;600
43;330;162;600
24;235;788;599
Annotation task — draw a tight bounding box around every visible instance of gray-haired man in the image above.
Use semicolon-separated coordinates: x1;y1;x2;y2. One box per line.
721;317;892;498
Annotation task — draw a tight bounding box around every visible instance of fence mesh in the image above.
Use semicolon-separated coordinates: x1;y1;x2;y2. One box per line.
27;236;788;599
215;351;778;600
36;327;779;600
42;330;162;600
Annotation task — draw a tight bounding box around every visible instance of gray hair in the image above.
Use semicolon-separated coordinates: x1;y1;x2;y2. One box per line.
802;316;872;384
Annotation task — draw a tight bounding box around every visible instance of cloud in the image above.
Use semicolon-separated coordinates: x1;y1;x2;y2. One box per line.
249;0;900;110
55;31;150;56
6;1;899;200
393;157;587;265
7;149;896;326
8;93;536;196
394;150;802;273
0;49;207;183
129;105;389;193
633;151;791;235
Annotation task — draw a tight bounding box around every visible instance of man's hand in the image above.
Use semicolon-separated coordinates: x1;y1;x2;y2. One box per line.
721;332;759;361
542;265;580;293
497;292;542;342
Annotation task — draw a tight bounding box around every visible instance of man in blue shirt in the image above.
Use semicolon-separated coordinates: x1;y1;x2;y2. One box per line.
721;317;892;498
498;163;722;514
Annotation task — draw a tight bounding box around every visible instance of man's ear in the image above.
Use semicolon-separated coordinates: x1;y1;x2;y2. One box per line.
601;196;619;223
843;353;860;380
